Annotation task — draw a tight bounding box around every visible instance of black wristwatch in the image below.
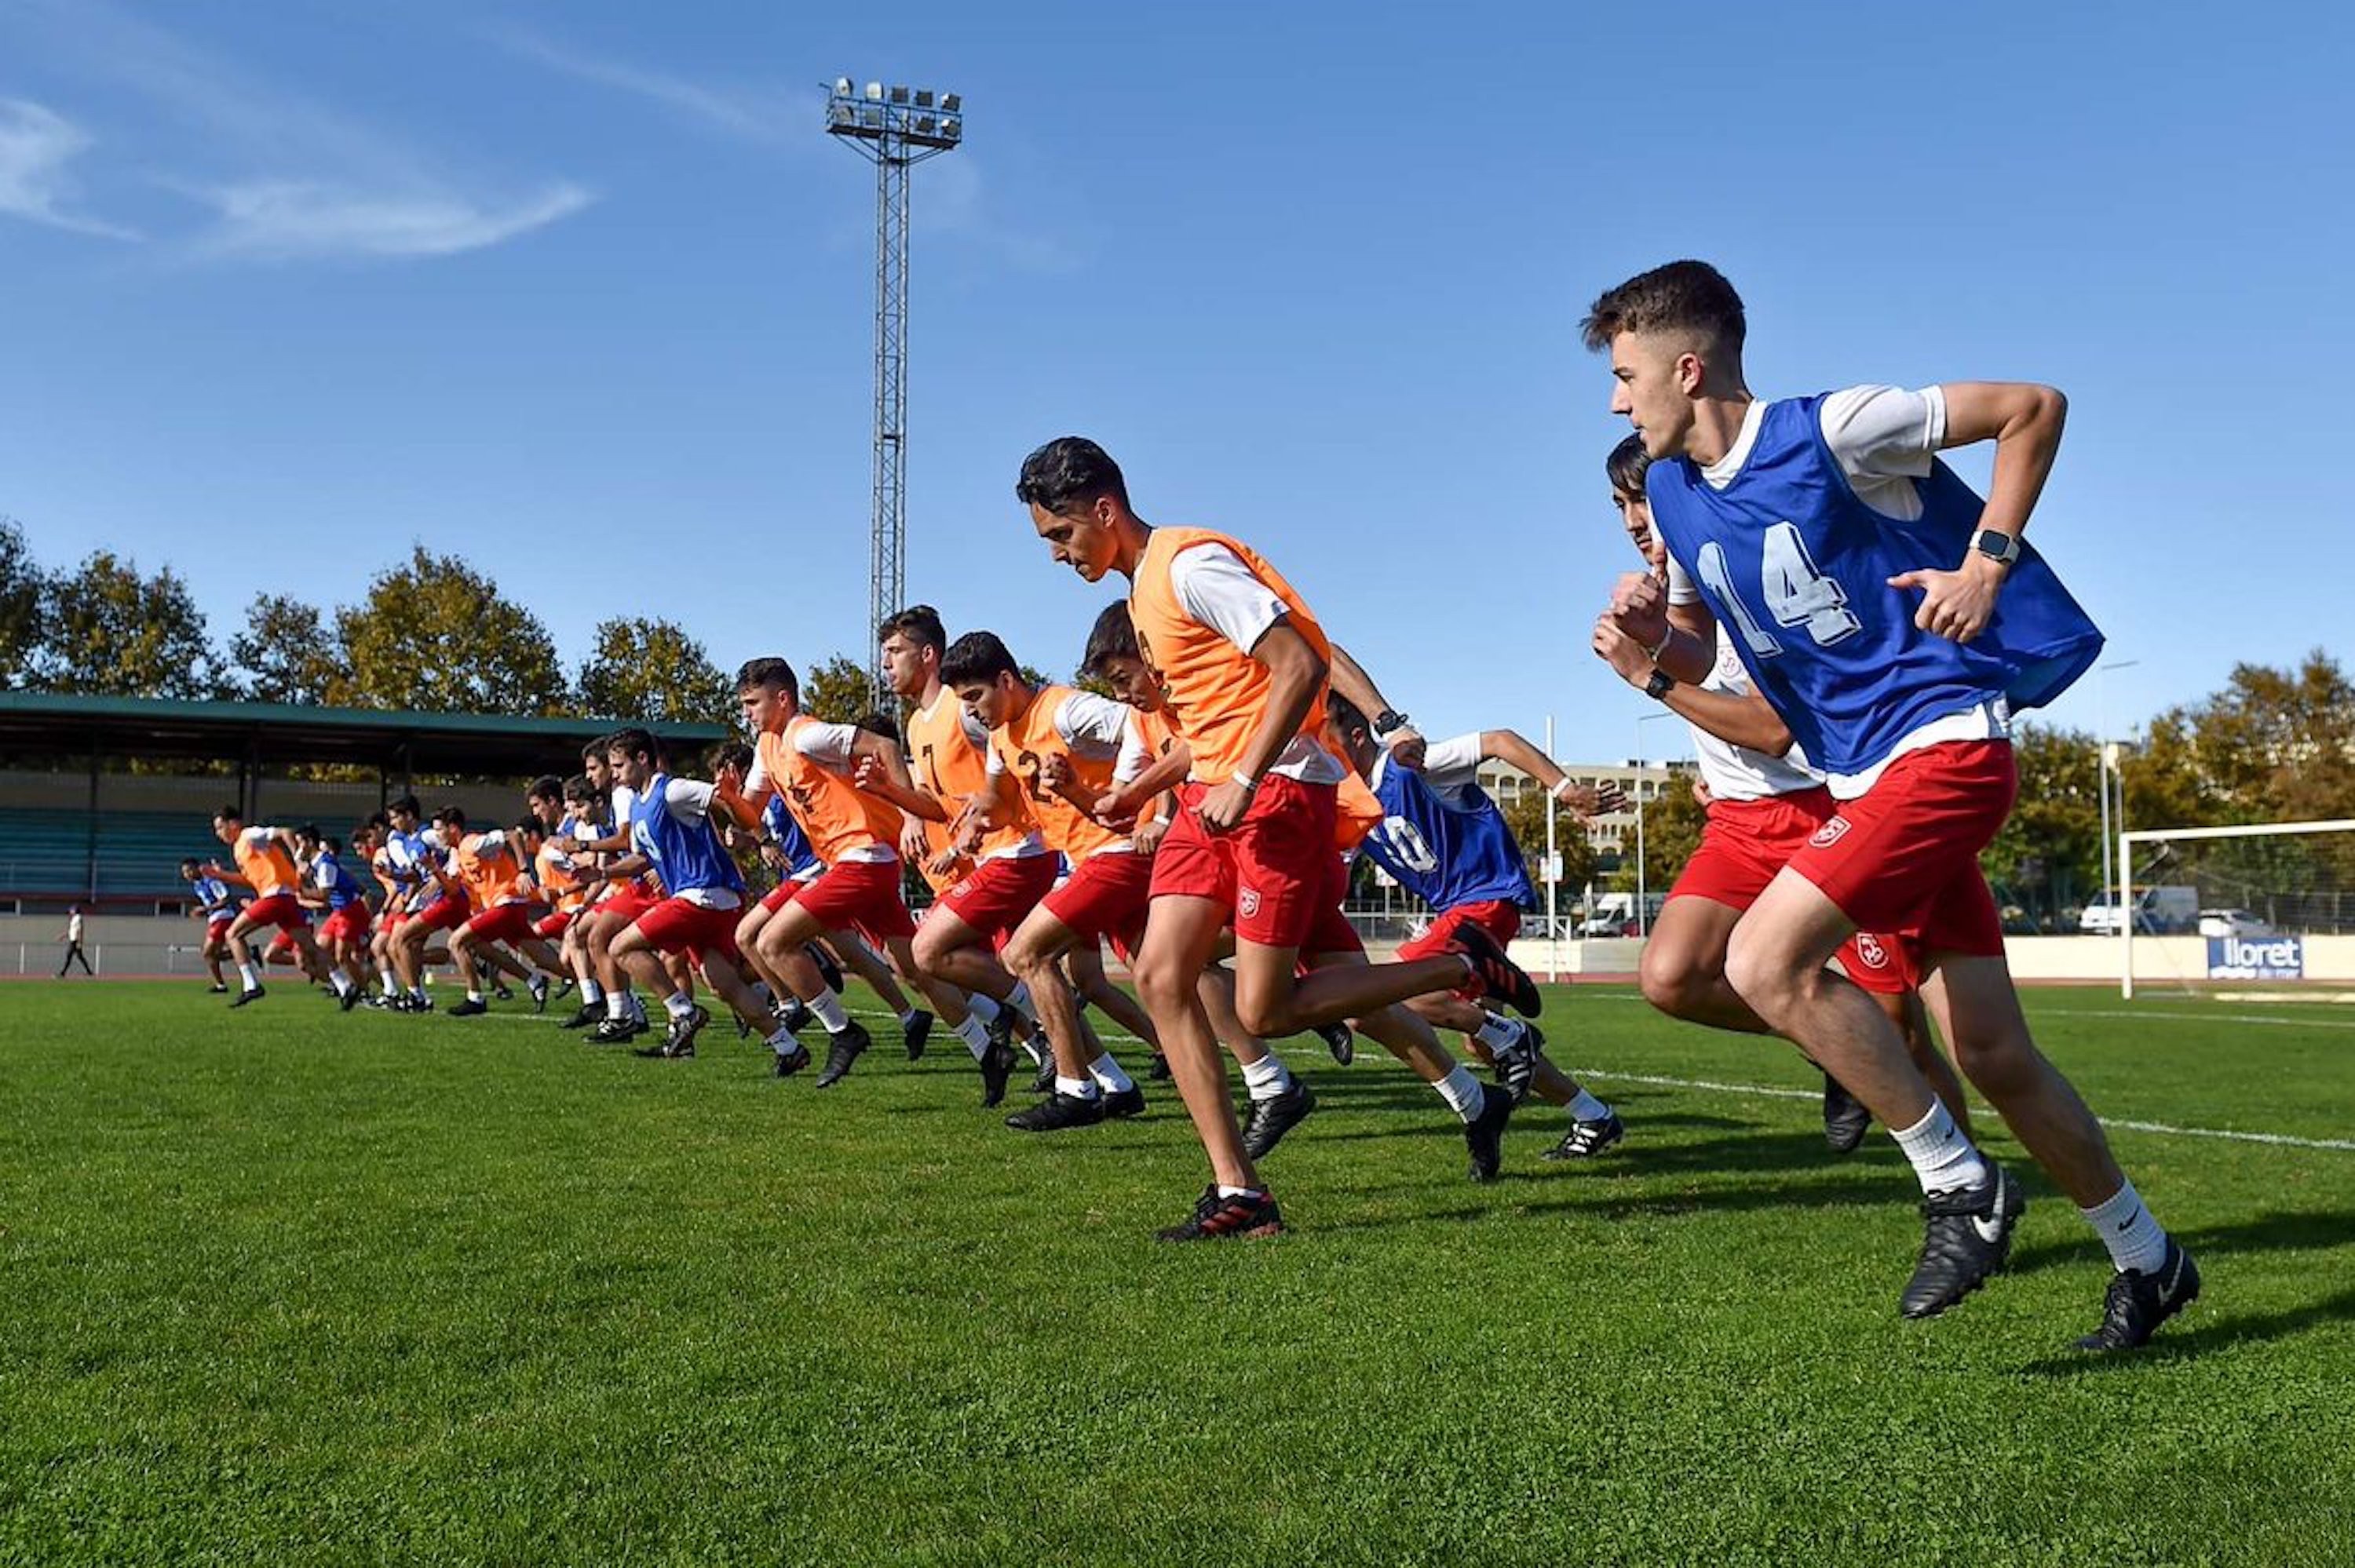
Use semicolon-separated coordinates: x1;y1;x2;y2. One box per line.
1371;708;1409;738
1644;669;1676;700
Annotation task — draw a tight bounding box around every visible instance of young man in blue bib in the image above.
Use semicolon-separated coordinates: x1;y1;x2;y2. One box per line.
1583;261;2194;1351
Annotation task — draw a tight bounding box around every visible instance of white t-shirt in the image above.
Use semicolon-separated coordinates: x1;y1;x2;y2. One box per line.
1688;631;1823;803
1166;543;1345;786
1370;731;1484;804
1663;386;2007;798
67;911;83;943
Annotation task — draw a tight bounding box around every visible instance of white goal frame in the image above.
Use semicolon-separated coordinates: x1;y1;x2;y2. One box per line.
2119;819;2355;998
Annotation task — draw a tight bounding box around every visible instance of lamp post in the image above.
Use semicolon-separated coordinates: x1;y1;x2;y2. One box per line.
2096;658;2139;914
825;78;964;706
1634;710;1679;939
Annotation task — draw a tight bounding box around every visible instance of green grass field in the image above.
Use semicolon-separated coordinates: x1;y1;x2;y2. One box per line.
4;979;2351;1566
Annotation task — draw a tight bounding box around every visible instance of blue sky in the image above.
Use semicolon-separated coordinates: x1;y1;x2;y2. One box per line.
2;0;2346;763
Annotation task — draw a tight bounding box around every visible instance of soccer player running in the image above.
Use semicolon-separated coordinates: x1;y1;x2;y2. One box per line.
937;629;1151;1131
444;818;566;1017
205;804;349;1008
1018;436;1542;1240
1584;261;2195;1348
294;826;375;1004
1594;434;1975;1150
1322;695;1632;1161
181;858;243;992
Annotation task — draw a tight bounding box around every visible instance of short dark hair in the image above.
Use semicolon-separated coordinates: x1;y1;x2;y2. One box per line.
365;810;391;831
214;804;243;823
434;806;467;830
1016;436;1129;516
324;836;343;855
710;741;754;775
579;738;606;764
1580;260;1745;356
527;774;564;803
878;604;946;655
298;822;323;841
1607;433;1652;497
607;727;657;764
853;711;900;743
940;630;1020;689
1326;692;1370;738
180;856;200;873
389;794;421;816
1079;600;1141;678
735;657;800;704
562;774;598;805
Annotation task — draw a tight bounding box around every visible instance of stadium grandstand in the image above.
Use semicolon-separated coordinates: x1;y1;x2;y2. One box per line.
0;692;727;973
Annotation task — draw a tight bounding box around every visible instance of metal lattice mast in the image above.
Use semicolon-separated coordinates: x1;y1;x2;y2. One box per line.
827;78;963;705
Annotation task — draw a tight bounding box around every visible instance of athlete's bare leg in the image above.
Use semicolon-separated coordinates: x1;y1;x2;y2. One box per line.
1134;894;1258;1191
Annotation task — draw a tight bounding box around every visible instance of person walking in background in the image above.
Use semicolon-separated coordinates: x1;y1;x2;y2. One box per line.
56;905;93;977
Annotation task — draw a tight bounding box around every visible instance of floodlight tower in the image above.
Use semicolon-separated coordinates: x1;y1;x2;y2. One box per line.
826;77;964;702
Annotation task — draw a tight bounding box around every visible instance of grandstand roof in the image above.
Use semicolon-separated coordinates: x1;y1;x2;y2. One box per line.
0;692;732;777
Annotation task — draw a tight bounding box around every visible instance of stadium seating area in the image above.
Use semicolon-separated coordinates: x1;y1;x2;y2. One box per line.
0;808;219;900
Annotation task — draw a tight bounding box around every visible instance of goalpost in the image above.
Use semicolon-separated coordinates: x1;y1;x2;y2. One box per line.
2118;819;2355;998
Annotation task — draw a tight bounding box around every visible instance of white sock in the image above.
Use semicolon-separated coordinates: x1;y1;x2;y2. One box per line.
1434;1064;1485;1123
966;992;1002;1023
811;991;851;1033
768;1026;800;1054
378;968;397;994
1891;1100;1990;1195
1473;1012;1524;1052
953;1014;991;1061
1055;1074;1099;1099
1566;1088;1611;1123
896;1007;919;1026
238;961;260;990
582;979;604;1005
606;992;629;1021
2082;1178;2171;1274
1215;1184;1258;1199
1006;980;1036;1020
411;984;429;1001
1015;1030;1048;1067
664;991;696;1020
1240;1052;1293;1102
1088;1053;1135;1094
626;993;648;1023
466;988;484;1004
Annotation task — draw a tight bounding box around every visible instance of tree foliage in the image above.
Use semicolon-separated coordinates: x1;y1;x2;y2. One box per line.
0;517;44;689
228;593;340;706
1499;786;1598;903
1609;772;1707;895
577;616;732;726
331;547;568;716
801;653;883;725
33;549;217;698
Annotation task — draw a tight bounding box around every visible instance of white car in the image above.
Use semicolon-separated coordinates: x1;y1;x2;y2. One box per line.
2199;909;2273;939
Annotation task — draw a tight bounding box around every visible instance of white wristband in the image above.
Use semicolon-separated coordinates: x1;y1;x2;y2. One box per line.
1231;771;1259;793
1549;779;1578;804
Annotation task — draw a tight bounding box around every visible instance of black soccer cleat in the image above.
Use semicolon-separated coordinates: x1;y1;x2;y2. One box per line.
1900;1165;2026;1320
806;943;845;995
1156;1185;1284;1242
338;984;362;1012
776;997;815;1035
448;997;490;1017
1316;1021;1355;1067
978;1037;1020;1109
1147;1052;1172;1082
1446;921;1541;1018
528;974;550;1014
492;981;515;1001
666;1004;711;1056
903;1008;934;1060
1823;1071;1871;1154
588;1015;634;1045
1543;1110;1624;1161
1030;1055;1057;1096
229;986;267;1008
1462;1085;1515;1183
2076;1239;2201;1352
1488;1018;1539;1105
1005;1090;1108;1132
1100;1085;1147;1119
208;983;230;994
772;1042;812;1078
1240;1078;1317;1160
558;1001;600;1030
813;1021;872;1088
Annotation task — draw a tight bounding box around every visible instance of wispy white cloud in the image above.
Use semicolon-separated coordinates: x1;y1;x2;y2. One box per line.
0;96;137;239
490;26;815;147
4;0;593;262
191;178;593;261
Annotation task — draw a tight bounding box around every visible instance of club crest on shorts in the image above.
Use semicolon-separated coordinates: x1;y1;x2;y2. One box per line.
1239;887;1261;920
1810;816;1851;849
1853;932;1889;969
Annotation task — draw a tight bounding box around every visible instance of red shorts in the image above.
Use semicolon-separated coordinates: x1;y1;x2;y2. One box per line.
1670;789;1920;994
937;853;1059;943
319;903;373;946
1152;775;1356;951
466;902;544;945
789;858;918;947
1787;741;2013;960
758;874;823;913
600;883;659;926
206;914;234;944
1397;899;1521;962
267;930;296;957
243;893;310;932
408;896;471;936
634;897;744;963
534;910;575;941
1042;849;1154;961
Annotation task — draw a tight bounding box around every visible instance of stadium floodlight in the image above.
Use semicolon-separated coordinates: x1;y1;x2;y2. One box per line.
823;77;968;706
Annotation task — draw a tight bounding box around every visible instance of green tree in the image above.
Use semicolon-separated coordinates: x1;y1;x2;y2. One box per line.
228;593;340;706
34;549;217;698
801;653;882;724
577;616;732;725
2169;651;2355;824
1609;771;1707;895
1499;786;1598;903
332;547;569;716
0;516;44;688
1981;722;2102;926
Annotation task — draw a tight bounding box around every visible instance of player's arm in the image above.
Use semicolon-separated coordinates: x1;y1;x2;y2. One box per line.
1884;381;2068;644
1475;727;1633;814
960;765;1021;855
1327;644;1425;768
849;731;950;823
1607;570;1717;685
1594;615;1795;754
204;862;254;889
1197;620;1325;832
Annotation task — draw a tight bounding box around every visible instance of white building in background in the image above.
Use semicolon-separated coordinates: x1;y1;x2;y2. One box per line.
1474;757;1695;861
